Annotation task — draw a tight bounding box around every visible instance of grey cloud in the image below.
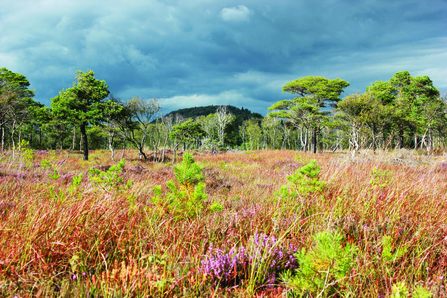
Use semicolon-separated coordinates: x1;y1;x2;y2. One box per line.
0;0;446;115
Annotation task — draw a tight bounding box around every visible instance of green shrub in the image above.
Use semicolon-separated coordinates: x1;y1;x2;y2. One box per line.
381;235;408;264
88;159;131;194
277;159;325;200
152;153;222;219
283;230;357;297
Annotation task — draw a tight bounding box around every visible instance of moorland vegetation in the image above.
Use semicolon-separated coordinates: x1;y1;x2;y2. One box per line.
1;148;447;297
1;67;447;297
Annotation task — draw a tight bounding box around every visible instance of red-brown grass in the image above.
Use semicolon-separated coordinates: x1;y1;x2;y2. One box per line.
1;149;447;297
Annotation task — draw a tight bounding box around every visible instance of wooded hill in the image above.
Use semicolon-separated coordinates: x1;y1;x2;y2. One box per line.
163;105;263;146
164;105;262;120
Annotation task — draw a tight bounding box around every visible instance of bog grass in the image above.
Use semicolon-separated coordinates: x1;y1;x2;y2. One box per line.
0;149;447;297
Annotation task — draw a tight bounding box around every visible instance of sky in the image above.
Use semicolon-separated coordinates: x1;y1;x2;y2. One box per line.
1;0;446;115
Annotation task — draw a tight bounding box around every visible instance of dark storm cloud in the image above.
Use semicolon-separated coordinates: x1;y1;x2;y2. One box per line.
1;0;446;115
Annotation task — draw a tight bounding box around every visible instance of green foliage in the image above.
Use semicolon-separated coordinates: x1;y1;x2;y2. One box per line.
0;67;35;99
278;160;326;199
389;282;432;298
283;230;357;297
48;169;60;180
366;71;441;148
69;173;83;194
413;284;432;298
152;153;222;219
282;76;350;107
269;76;349;153
169;119;204;146
390;281;409;298
50;70;112;160
40;159;52;170
370;167;392;188
19;140;34;165
88;159;131;193
381;235;408;263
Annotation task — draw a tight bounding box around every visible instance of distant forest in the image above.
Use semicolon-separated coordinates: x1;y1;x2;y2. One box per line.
1;67;446;161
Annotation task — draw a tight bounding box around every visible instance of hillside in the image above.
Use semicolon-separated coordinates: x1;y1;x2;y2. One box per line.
164;105;264;146
164;105;262;119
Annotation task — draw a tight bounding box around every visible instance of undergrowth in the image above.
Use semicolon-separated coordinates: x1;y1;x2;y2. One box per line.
0;149;446;297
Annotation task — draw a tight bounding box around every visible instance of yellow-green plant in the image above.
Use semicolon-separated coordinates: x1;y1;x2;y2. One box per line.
389;281;432;298
48;169;60;180
283;230;357;297
390;281;409;298
413;284;432;298
19;140;34;166
277;159;325;200
152;152;222;219
370;167;391;189
69;173;83;194
89;159;131;193
381;235;408;264
40;159;52;170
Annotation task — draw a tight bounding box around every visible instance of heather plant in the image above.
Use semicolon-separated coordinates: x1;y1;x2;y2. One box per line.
88;158;131;193
201;233;298;289
152;152;223;219
283;230;357;297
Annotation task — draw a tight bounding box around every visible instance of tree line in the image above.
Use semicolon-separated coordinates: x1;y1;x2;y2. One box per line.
0;67;445;161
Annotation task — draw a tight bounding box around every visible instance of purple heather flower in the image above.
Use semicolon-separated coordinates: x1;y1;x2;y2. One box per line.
200;234;298;288
73;274;77;280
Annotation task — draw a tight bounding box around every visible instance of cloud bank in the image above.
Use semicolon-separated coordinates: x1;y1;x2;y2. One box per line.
1;0;446;115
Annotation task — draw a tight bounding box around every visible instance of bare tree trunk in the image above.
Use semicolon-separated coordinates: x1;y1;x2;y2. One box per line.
300;128;308;152
80;122;89;161
173;141;178;164
72;127;76;150
1;125;4;154
18;129;22;153
420;128;428;150
108;133;115;161
11;120;16;159
161;135;169;162
121;138;126;160
311;128;317;154
398;124;404;149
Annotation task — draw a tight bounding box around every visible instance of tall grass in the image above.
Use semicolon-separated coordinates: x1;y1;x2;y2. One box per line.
0;149;446;297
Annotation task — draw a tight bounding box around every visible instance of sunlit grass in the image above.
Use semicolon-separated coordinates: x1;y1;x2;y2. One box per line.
1;149;447;297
